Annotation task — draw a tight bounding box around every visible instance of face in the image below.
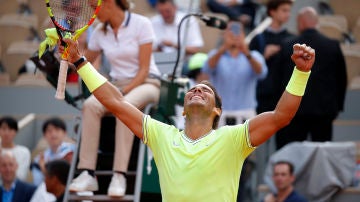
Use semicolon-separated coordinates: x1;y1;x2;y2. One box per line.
183;84;218;115
0;123;16;146
94;0;113;22
44;170;56;194
156;2;176;24
0;154;18;184
272;163;295;191
44;125;66;149
270;4;292;25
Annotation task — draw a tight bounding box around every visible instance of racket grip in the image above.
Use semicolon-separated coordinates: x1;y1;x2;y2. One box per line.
55;60;68;100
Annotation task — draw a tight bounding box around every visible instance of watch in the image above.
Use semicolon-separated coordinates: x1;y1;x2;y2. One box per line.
73;56;87;69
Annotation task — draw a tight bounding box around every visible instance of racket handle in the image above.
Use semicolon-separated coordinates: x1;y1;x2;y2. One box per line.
55;60;68;100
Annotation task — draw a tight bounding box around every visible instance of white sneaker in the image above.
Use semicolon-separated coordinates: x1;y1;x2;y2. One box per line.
69;171;98;192
107;173;126;197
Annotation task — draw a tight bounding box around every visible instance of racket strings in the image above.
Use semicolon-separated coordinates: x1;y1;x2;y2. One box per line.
50;0;95;32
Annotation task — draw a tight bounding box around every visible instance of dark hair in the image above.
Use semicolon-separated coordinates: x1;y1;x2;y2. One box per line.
45;159;70;185
157;0;175;5
115;0;130;10
42;117;67;134
187;69;201;80
266;0;293;16
274;160;294;175
200;80;222;129
0;116;18;132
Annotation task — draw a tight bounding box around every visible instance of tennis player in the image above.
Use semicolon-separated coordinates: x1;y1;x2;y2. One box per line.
61;39;315;202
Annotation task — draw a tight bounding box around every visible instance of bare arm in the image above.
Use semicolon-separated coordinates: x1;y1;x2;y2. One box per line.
93;83;145;139
121;42;152;94
62;38;145;139
249;44;315;147
85;49;101;70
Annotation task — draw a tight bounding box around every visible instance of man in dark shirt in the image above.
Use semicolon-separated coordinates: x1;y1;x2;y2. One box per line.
250;0;295;114
274;7;347;149
0;151;36;202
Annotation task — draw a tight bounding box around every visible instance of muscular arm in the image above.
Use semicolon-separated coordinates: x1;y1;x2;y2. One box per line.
63;38;145;139
248;44;315;147
92;83;145;139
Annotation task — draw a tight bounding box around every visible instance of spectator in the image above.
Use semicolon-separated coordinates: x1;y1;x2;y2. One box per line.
31;117;74;186
203;21;267;126
151;0;204;55
274;7;347;149
206;0;259;29
202;21;267;201
263;161;308;202
60;35;316;201
250;0;295;115
0;116;31;182
44;160;70;202
0;151;36;202
68;0;161;197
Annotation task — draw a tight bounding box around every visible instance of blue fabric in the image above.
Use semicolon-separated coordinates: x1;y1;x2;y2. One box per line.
202;50;267;110
0;180;36;202
284;190;308;202
32;142;75;185
1;183;15;202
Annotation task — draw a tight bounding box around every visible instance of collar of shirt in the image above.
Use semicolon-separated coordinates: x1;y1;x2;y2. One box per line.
266;26;287;34
2;180;16;202
105;10;131;31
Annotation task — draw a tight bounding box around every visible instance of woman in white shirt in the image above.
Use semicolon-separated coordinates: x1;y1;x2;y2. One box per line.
69;0;161;197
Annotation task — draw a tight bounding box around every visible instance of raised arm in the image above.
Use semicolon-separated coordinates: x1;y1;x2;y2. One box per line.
62;38;145;139
249;44;315;147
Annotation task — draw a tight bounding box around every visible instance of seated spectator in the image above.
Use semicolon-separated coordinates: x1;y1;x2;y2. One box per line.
263;161;308;202
31;117;75;186
151;0;204;55
44;160;70;202
0;116;31;182
0;151;36;202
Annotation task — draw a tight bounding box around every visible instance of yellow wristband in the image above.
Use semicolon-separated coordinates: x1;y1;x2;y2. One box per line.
286;67;311;96
77;62;107;92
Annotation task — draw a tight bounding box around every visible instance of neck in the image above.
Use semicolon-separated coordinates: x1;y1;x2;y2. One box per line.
270;20;283;31
184;114;214;140
3;180;14;191
229;47;240;57
277;186;294;202
109;10;125;31
53;185;65;198
50;144;61;153
2;142;15;148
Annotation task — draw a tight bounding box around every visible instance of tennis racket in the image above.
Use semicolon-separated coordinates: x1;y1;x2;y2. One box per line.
45;0;101;99
245;17;272;45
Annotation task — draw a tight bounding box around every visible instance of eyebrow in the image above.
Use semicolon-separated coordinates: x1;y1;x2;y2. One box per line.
188;85;213;92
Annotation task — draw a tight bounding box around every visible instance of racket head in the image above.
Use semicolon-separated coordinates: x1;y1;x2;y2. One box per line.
45;0;102;37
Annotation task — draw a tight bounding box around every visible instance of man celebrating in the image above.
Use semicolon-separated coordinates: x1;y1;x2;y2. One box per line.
61;37;315;201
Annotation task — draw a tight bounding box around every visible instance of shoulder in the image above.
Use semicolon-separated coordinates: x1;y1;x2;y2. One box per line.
131;12;152;24
14;145;31;153
150;14;162;24
286;190;308;202
16;180;36;191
